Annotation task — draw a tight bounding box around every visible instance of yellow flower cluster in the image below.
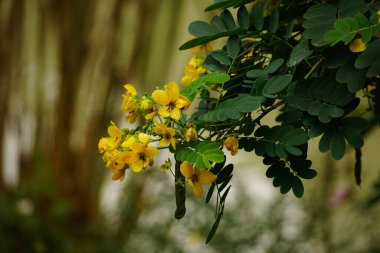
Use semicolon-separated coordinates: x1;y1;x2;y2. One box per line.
180;55;207;87
98;122;158;181
99;81;194;182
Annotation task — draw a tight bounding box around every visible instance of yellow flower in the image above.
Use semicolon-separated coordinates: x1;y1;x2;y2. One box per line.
241;48;254;63
121;84;139;112
140;95;157;120
121;132;151;149
122;143;158;173
153;123;177;149
185;124;197;142
180;55;206;87
180;161;217;198
152;82;191;120
106;150;128;181
98;137;107;153
121;84;140;123
224;136;239;156
98;122;123;161
349;38;366;53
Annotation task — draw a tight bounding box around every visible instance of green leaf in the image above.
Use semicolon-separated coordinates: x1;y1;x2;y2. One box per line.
342;117;368;130
199;95;262;122
319;131;332;153
342;127;364;148
204;150;225;163
284;145;302;156
211;15;226;32
330;131;346;160
287;39;312;67
280;171;293;194
292;176;304;198
323;30;345;44
227;35;241;59
179;28;246;50
206;213;222;244
237;6;250;30
205;183;215;204
361;28;373;44
297;168;317;179
354;13;369;28
265;74;293;94
338;0;368;18
221;9;236;30
267;58;284;73
268;9;279;33
203;72;231;84
247;69;266;78
216;164;234;184
334;19;351;33
210;51;232;65
251;4;264;31
367;58;380;77
303;4;337;46
189;21;218;37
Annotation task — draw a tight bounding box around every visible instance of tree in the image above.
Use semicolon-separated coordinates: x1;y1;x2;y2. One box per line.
100;0;380;243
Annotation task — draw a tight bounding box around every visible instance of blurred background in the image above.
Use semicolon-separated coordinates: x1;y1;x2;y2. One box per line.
1;0;380;252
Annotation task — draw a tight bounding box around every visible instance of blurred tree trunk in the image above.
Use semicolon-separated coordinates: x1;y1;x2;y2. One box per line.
0;0;189;232
0;0;25;193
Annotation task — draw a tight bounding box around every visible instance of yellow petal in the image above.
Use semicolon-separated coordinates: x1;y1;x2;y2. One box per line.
165;82;180;101
124;83;137;96
170;138;177;150
170;107;181;121
153;123;166;135
176;95;191;110
138;133;151;145
158;106;171;118
132;143;146;153
112;170;126;181
145;146;158;158
108;124;121;138
159;138;170;147
189;180;203;198
126;112;137;124
180;161;194;178
349;39;366;53
121;152;138;164
98;138;107;153
198;170;217;184
121;136;136;149
152;90;170;105
132;160;144;173
145;111;156;120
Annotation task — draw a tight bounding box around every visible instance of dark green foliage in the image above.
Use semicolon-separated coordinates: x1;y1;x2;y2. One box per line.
286;78;355;123
199;94;263;122
177;0;379;243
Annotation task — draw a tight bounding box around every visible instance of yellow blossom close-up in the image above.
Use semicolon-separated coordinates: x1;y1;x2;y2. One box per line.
180;55;206;87
185;124;197;142
180;161;217;198
153;123;177;149
122;143;158;173
151;82;191;120
224;135;239;156
349;38;367;53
